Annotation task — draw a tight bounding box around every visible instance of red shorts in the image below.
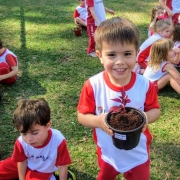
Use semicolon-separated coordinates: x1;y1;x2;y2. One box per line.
96;156;150;180
0;62;17;85
152;81;159;93
0;157;52;180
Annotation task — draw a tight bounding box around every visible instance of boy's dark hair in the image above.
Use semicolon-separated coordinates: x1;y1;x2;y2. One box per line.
94;17;140;51
12;98;51;133
0;39;3;49
173;23;180;42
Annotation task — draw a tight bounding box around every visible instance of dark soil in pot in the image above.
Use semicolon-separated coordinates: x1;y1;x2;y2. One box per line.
106;107;146;150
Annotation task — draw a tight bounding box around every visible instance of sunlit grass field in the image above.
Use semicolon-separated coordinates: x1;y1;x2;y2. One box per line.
0;0;180;179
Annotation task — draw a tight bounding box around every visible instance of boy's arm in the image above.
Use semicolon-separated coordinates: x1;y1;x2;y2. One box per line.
0;66;18;81
17;160;27;180
159;0;174;17
77;112;114;136
89;7;100;25
104;7;115;15
57;165;68;180
144;108;160;124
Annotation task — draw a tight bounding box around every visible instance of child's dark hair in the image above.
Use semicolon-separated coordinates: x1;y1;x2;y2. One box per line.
12;98;51;133
94;17;140;51
173;23;180;42
0;39;3;49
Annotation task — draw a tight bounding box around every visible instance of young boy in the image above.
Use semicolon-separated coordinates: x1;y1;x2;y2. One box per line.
0;39;18;85
74;0;87;27
0;98;72;180
159;0;180;25
86;0;114;57
77;17;161;180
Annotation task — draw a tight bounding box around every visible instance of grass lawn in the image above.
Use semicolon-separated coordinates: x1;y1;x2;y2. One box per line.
0;0;180;179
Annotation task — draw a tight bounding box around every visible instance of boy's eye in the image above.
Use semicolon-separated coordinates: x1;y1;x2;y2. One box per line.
124;52;132;56
108;53;115;57
32;132;38;135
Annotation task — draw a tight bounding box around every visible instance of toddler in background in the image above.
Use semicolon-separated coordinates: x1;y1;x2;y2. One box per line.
148;5;164;37
0;39;18;85
143;38;180;94
86;0;114;57
136;16;173;74
74;0;87;27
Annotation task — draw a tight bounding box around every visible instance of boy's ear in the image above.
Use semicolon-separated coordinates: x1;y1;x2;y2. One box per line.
46;121;52;130
96;50;103;64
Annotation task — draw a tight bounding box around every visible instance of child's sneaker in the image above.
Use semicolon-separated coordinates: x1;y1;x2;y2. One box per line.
54;170;76;180
88;52;97;57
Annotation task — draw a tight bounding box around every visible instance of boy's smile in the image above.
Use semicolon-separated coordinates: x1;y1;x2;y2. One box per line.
96;41;138;86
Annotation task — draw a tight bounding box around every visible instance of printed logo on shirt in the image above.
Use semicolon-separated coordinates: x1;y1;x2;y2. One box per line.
97;106;107;114
28;155;51;161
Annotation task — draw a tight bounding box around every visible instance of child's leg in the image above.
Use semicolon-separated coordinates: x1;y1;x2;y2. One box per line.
86;24;97;54
123;159;150;180
0;157;18;179
0;62;17;85
96;147;119;180
75;17;86;27
158;74;180;94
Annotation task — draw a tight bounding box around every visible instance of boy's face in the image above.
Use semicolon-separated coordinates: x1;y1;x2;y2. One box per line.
96;41;138;86
20;122;51;147
79;0;85;6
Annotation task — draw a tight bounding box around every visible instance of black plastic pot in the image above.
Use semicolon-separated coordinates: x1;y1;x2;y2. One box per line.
105;107;146;150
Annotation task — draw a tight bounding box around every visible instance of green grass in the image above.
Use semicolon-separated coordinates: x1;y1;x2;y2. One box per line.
0;0;180;179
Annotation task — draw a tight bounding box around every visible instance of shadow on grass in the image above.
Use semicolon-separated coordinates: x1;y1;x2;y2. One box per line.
150;140;180;179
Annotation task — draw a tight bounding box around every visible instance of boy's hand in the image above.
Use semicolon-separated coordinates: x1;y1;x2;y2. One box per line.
99;113;114;136
141;112;148;132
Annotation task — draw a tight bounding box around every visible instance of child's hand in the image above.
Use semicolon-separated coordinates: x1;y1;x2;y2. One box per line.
173;48;180;54
108;10;115;15
141;112;148;132
98;113;114;136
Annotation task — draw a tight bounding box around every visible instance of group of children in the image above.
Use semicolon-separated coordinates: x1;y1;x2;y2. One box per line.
74;0;114;57
1;0;180;179
135;1;180;95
